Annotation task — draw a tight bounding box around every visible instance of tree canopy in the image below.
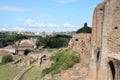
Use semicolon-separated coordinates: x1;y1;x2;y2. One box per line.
76;23;92;33
36;34;72;48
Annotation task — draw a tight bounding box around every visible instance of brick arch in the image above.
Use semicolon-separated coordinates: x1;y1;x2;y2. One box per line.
108;61;115;80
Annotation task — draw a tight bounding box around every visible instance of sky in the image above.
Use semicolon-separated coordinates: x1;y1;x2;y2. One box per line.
0;0;104;32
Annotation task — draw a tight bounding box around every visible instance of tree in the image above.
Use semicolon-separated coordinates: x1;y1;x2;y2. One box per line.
1;54;13;64
76;23;92;33
36;34;72;48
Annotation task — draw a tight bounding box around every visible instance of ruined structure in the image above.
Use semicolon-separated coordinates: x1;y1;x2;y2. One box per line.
16;39;35;55
53;0;120;80
68;34;91;67
68;34;91;55
87;0;120;80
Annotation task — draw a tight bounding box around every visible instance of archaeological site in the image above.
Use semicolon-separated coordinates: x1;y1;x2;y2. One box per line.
47;0;120;80
0;0;120;80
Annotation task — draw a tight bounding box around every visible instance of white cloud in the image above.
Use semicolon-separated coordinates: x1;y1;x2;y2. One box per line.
62;23;75;27
0;5;29;12
0;28;6;31
25;19;35;26
25;19;76;29
25;19;46;27
47;24;59;27
52;0;79;3
13;27;25;31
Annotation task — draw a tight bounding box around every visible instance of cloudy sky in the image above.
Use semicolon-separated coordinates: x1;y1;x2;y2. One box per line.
0;0;103;32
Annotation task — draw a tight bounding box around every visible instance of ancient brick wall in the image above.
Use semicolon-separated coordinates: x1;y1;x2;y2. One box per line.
68;33;91;55
96;0;120;80
91;2;104;47
68;33;91;66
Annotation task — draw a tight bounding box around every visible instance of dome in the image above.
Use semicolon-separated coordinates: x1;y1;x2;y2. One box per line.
19;39;34;46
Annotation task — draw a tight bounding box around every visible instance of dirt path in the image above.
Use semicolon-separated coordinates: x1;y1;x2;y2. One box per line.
13;65;33;80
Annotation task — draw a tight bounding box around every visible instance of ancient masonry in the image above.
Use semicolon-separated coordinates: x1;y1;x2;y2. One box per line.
68;34;91;67
15;39;35;55
87;0;120;80
58;0;120;80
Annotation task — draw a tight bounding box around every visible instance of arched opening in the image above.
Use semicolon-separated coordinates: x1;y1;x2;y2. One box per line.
97;51;100;61
75;38;79;41
109;61;115;80
24;49;31;55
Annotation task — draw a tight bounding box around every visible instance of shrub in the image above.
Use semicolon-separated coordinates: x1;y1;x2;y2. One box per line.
1;54;13;64
41;49;80;77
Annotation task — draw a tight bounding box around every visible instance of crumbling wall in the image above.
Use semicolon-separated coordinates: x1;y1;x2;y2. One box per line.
68;33;91;55
68;33;91;66
96;0;120;80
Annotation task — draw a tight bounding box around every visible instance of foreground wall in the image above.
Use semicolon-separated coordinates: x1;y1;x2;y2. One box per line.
87;0;120;80
98;0;120;80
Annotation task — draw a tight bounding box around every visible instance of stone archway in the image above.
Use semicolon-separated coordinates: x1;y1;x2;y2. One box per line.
17;39;35;55
24;49;31;55
108;61;115;80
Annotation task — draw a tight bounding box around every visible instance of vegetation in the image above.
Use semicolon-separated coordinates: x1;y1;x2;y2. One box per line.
36;34;72;48
20;67;41;80
0;34;28;47
0;64;25;80
1;54;13;64
41;49;80;77
76;23;92;33
5;34;28;42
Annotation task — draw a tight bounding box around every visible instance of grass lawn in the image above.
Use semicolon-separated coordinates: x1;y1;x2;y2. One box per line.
0;64;25;80
20;66;41;80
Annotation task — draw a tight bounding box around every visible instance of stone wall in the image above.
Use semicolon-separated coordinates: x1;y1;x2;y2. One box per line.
87;0;120;80
91;2;104;47
68;33;91;66
97;0;120;80
68;33;91;55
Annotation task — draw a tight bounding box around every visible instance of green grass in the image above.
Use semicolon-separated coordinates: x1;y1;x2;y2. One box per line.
0;64;25;80
20;66;41;80
38;48;59;53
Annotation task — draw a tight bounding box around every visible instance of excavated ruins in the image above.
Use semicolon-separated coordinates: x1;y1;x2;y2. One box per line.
54;0;120;80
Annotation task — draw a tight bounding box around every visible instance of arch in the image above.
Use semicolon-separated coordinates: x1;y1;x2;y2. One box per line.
108;61;115;80
97;51;100;61
24;49;31;55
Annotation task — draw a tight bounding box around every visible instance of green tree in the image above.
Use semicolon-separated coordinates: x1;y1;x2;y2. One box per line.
1;54;13;64
76;22;92;33
5;34;28;42
36;34;71;48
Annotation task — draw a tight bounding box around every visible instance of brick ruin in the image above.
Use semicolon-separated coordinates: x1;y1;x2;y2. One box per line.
88;0;120;80
15;39;35;55
55;0;120;80
68;34;91;67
